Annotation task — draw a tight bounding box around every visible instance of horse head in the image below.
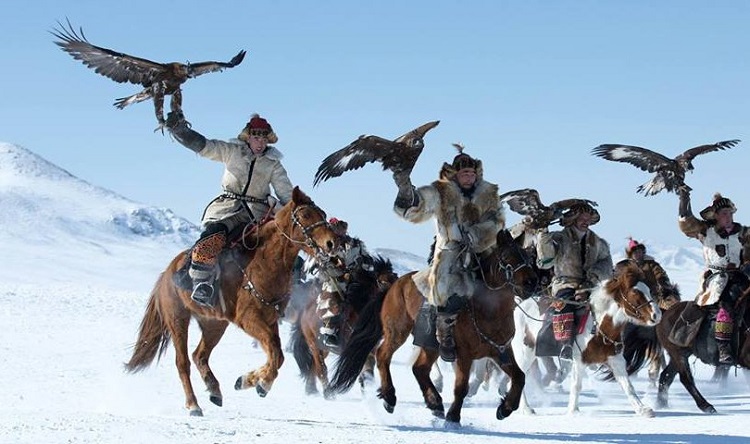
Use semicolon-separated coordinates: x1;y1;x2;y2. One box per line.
605;263;662;326
481;228;539;298
372;256;398;292
275;187;340;260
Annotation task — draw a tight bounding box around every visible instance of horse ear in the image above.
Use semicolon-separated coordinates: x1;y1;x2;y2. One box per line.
496;228;512;245
292;186;312;205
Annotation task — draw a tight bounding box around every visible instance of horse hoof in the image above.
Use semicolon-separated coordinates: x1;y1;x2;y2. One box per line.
256;384;268;398
702;405;717;414
234;376;244;390
382;400;395;414
496;398;512;420
189;408;203;417
431;409;445;419
639;407;655;418
443;420;461;429
210;395;223;407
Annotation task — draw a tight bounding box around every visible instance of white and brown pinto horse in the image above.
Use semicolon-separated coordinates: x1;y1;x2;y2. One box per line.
514;263;662;416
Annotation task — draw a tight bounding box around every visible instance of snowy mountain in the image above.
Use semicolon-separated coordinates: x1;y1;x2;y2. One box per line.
0;142;199;289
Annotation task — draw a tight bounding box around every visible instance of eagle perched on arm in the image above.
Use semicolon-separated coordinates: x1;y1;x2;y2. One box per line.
591;140;740;196
51;19;247;133
500;188;598;229
313;120;440;186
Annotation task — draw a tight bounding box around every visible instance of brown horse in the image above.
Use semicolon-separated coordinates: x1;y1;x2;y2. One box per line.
619;289;750;413
289;255;398;396
327;229;539;427
124;187;339;416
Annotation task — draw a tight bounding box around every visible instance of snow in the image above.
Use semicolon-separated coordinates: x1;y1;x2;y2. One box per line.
2;142;749;444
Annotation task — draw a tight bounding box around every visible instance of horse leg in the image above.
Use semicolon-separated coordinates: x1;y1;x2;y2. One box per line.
358;353;376;391
234;320;284;397
193;318;229;407
566;359;583;415
304;331;328;397
511;340;537;415
375;325;410;413
673;356;716;414
412;348;445;418
648;350;664;388
496;351;525;420
165;312;203;416
444;355;472;426
656;359;677;409
607;354;654;417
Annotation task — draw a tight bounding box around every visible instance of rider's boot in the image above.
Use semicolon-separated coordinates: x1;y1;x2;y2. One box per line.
717;341;734;366
715;307;734;365
553;311;575;361
188;228;227;308
435;295;466;363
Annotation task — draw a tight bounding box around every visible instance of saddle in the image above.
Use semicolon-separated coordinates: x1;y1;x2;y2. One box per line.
172;223;259;291
667;302;706;347
412;301;439;350
535;306;591;357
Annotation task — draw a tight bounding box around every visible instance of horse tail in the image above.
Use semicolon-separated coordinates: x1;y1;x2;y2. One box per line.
327;292;385;394
289;318;315;386
597;323;659;381
124;273;172;373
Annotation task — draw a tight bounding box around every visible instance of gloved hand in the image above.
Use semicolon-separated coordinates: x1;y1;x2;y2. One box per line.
165;111;187;130
393;170;419;209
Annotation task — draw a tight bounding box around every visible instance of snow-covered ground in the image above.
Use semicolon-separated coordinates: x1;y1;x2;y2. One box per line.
2;142;748;444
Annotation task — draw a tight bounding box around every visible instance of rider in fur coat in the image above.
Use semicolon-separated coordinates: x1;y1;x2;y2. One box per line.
536;203;613;360
615;238;680;310
678;189;750;365
392;146;504;362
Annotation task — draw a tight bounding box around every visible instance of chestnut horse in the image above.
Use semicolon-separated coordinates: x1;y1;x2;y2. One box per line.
125;187;339;416
618;290;750;413
289;255;398;396
514;263;662;417
327;229;539;427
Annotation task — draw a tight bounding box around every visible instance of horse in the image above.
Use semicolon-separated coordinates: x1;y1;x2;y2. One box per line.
327;228;539;427
513;263;662;417
124;187;340;416
618;289;750;413
289;255;398;396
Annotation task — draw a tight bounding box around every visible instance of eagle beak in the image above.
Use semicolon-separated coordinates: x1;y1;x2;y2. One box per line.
394;120;440;144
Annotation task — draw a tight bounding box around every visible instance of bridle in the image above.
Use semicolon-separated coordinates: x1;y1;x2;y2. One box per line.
617;281;658;321
478;237;536;293
240;203;335;315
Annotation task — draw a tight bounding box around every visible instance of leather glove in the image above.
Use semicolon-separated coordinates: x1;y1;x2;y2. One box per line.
393;170;419;209
678;188;692;218
167;111;206;153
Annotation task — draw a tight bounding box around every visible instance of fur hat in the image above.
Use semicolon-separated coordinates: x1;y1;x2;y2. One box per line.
699;192;736;221
238;114;278;144
559;202;600;227
625;237;646;257
439;143;483;180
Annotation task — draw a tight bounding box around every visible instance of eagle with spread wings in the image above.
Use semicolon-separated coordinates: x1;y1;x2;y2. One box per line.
313;120;440;186
591;140;740;196
51;19;247;132
500;188;598;229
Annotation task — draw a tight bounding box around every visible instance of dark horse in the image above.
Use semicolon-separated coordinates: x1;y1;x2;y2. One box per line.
327;229;539;426
620;290;750;413
124;187;339;416
289;255;398;396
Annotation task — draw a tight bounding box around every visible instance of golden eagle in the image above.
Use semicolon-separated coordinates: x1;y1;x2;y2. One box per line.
313;121;440;186
51;19;247;132
591;140;740;196
500;188;598;229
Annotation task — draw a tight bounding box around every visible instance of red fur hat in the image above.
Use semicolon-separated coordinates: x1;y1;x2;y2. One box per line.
238;113;278;144
625;237;646;257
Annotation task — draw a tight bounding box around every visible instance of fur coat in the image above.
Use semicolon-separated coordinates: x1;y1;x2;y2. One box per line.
679;215;750;305
196;140;294;231
394;175;504;307
536;226;613;297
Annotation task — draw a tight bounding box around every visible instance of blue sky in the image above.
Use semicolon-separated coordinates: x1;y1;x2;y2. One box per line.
2;1;748;256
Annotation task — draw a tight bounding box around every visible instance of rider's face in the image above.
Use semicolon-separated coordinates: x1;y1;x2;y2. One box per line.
248;135;268;154
715;207;734;231
456;168;477;189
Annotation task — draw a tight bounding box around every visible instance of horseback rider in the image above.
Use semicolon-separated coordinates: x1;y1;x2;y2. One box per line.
678;189;750;365
314;217;373;348
392;145;504;362
165;111;294;307
615;238;680;310
536;202;614;360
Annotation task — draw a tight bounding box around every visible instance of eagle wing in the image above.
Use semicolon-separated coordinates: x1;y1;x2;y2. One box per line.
313;120;439;186
591;144;674;173
677;139;740;163
313;135;397;186
51;19;167;86
499;188;555;228
187;50;247;77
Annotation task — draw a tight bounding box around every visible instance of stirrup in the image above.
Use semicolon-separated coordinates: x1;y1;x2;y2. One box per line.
191;282;215;307
559;344;573;361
